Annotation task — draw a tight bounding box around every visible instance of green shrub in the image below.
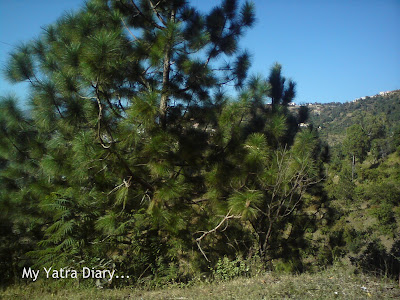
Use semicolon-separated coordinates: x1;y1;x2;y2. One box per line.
369;203;396;237
212;256;249;281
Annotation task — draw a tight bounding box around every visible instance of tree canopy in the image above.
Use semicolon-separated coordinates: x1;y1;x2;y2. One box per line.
0;0;334;287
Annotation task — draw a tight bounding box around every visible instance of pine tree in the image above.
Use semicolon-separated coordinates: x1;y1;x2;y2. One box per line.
343;124;369;180
0;96;45;284
2;0;326;282
194;65;324;266
268;62;296;107
2;0;255;283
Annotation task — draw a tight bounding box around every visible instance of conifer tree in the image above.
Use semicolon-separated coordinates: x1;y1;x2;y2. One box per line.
195;65;323;265
0;97;45;284
1;0;255;282
1;0;325;282
268;62;296;107
343;124;369;180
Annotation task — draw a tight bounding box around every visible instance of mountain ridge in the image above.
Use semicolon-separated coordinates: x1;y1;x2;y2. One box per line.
304;89;400;147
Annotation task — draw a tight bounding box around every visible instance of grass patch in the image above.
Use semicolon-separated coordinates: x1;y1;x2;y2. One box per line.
2;264;399;299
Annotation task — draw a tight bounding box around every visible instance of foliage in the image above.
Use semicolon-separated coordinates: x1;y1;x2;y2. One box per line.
0;0;327;286
1;0;398;292
309;90;400;152
0;0;258;286
212;256;249;281
350;239;400;279
343;124;369;163
322;147;400;280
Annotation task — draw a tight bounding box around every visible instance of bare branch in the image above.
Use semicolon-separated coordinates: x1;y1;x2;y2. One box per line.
148;0;167;26
93;83;112;149
130;0;165;30
195;209;241;261
121;17;139;42
108;176;132;195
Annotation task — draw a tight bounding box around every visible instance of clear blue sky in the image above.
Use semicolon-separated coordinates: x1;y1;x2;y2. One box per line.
1;0;399;105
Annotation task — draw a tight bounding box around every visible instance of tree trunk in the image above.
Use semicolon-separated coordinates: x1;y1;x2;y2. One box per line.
253;216;273;268
159;9;175;129
260;223;273;263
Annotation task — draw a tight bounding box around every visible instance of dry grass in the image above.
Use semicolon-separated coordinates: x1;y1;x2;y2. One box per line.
2;265;399;299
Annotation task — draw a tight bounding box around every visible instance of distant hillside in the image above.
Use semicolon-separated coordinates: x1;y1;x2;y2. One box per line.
306;90;400;147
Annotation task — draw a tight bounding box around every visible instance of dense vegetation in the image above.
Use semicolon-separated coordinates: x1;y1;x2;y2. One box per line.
0;0;399;294
311;91;400;281
309;90;400;150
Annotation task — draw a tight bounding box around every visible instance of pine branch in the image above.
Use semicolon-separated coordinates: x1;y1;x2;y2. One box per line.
130;0;165;30
148;0;167;26
93;83;111;149
120;17;139;42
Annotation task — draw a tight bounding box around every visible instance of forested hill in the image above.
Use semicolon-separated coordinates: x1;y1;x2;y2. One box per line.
307;90;400;147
